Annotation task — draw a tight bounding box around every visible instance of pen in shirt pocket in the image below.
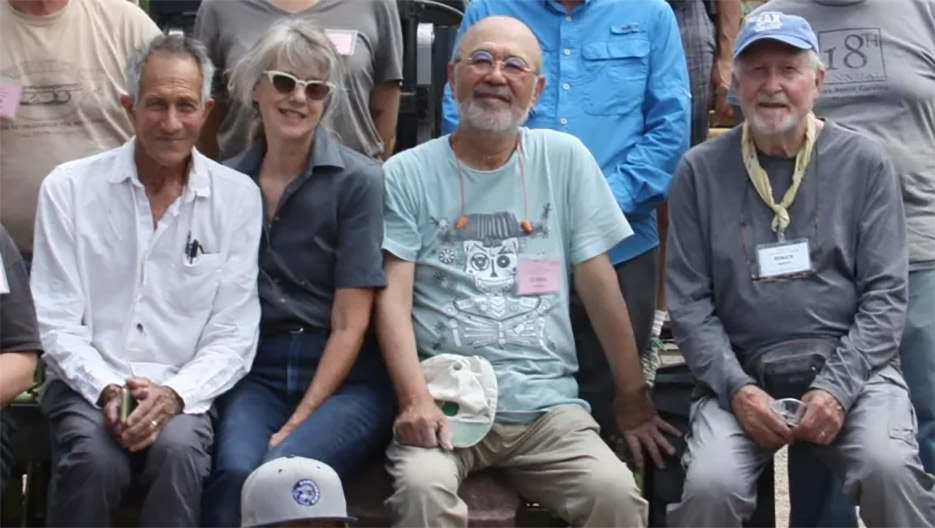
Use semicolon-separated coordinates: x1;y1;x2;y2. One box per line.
184;231;204;264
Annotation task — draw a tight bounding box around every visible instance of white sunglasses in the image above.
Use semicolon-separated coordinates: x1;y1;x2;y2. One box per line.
262;70;334;100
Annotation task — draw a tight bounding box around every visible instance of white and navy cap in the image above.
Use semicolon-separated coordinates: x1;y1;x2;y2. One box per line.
240;457;354;527
734;11;820;59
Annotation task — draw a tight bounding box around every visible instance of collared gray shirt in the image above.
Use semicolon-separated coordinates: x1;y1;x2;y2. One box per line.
226;131;386;334
666;122;908;412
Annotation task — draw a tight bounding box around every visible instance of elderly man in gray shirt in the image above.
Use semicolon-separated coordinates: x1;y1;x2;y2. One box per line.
665;12;934;527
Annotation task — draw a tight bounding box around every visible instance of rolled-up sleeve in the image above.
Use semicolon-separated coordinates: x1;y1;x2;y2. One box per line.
666;158;754;410
163;187;263;413
31;169;124;406
607;4;690;218
811;154;908;411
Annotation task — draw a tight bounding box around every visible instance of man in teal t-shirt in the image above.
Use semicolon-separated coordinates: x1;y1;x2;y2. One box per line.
375;15;678;528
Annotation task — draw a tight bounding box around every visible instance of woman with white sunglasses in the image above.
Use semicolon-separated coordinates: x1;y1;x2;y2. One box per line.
201;19;395;527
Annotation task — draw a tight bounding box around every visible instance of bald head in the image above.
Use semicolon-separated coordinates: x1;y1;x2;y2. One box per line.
455;16;542;72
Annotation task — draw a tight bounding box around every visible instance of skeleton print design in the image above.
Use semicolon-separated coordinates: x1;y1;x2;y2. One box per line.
434;211;557;351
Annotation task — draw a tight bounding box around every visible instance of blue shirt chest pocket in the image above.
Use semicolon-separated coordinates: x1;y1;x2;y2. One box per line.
581;28;650;116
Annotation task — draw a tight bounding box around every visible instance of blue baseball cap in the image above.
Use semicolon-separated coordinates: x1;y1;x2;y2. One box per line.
734;12;820;59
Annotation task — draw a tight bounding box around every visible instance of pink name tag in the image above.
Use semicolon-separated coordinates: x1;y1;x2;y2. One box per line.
516;259;562;296
325;30;358;56
0;81;23;119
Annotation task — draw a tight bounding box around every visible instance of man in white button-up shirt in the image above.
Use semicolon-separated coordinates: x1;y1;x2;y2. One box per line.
30;34;262;527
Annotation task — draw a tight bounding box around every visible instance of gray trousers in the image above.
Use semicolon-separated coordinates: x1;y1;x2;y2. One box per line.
668;367;935;527
41;379;213;527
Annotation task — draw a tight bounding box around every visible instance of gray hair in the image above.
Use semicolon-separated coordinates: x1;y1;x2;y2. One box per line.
734;49;826;74
228;18;346;139
125;34;215;107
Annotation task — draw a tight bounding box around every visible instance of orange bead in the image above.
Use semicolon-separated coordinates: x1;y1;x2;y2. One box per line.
520;219;533;234
456;216;468;229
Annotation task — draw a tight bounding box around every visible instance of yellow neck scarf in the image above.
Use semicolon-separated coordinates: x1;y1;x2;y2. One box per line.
741;112;818;235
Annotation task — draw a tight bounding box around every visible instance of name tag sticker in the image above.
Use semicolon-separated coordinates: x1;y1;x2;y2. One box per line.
757;238;812;279
516;257;562;296
0;80;23;119
325;30;358;56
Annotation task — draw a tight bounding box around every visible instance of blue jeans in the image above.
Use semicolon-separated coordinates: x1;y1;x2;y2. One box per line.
201;330;396;527
902;268;935;474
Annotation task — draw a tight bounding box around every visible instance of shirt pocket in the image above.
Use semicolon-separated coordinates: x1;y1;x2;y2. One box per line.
581;28;650;116
168;253;224;315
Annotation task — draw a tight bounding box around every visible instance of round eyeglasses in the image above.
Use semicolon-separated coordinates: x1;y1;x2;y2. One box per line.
262;71;334;101
456;50;536;79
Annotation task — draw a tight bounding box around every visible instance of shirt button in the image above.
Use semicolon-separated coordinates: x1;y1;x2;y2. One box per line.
562;83;571;91
566;15;572;22
279;297;287;303
273;215;280;222
560;118;568;125
564;48;572;56
136;323;144;332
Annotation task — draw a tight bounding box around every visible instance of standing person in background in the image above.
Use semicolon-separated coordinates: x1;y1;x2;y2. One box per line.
441;0;690;436
651;0;741;370
194;0;403;160
751;0;935;525
671;0;741;145
0;0;162;255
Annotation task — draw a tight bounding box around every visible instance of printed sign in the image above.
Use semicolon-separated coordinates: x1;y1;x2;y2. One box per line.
819;28;887;85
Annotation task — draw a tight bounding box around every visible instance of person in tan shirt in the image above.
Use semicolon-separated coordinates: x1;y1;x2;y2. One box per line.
0;0;161;255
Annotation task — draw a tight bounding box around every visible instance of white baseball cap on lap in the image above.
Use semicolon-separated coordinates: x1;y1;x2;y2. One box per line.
421;354;498;448
241;456;355;527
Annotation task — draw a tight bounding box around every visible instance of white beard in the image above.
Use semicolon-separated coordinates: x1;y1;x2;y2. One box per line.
459;98;532;133
748;108;801;136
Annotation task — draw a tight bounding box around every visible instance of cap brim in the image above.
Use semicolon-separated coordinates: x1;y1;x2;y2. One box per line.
254;515;358;527
734;34;814;58
450;420;492;448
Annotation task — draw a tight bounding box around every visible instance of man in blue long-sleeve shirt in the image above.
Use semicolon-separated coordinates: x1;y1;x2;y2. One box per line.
442;0;690;433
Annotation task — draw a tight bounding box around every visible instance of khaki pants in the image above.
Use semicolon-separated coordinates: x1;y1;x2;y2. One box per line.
385;404;647;527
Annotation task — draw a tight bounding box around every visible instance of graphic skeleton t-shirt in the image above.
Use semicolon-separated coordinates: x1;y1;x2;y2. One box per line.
383;128;632;422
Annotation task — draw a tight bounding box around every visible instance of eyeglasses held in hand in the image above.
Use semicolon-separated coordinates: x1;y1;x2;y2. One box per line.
262;70;334;100
456;50;536;78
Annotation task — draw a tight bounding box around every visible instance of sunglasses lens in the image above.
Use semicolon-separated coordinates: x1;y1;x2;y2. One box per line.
270;74;296;94
306;83;330;101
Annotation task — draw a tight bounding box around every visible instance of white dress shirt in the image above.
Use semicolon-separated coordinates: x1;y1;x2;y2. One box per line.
31;139;263;414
